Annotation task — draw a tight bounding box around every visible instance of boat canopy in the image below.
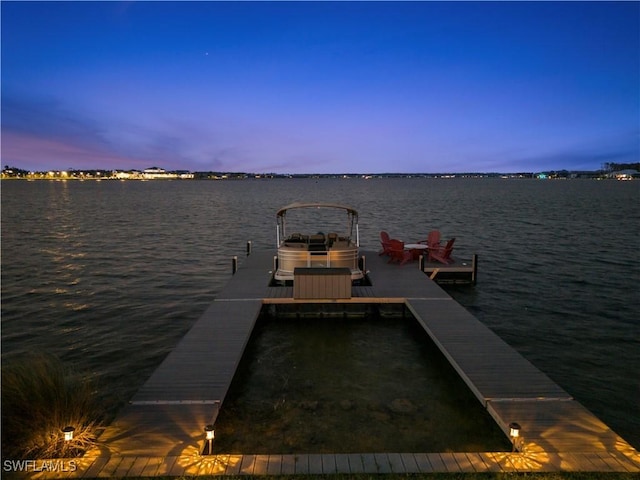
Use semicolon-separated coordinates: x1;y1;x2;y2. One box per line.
276;202;359;247
276;202;358;219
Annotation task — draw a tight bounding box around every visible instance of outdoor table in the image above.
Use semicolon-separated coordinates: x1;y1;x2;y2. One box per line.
404;243;429;261
404;244;429;250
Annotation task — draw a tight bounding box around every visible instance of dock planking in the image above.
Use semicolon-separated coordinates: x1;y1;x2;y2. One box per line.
85;247;639;474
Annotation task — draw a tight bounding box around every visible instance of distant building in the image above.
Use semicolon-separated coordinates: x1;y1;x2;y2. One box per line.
142;167;169;179
608;169;638;180
115;170;142;179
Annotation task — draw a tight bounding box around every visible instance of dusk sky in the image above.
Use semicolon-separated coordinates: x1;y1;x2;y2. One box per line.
2;1;638;174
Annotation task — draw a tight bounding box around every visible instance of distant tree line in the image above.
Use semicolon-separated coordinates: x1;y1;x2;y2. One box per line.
3;165;30;175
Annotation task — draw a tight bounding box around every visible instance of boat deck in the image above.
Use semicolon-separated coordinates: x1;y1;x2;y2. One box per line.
28;250;640;477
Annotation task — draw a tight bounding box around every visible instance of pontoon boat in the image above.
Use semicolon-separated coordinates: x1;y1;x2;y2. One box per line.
274;203;364;283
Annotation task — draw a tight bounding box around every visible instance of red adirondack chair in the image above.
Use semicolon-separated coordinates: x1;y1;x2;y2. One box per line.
387;239;413;265
379;231;393;256
419;230;441;248
428;237;455;264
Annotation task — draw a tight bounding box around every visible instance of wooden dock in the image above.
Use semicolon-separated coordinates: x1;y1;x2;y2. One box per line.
420;253;478;285
25;249;640;477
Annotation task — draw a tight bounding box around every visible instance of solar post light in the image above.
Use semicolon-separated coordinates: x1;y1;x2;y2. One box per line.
204;424;215;455
509;422;521;452
63;426;75;442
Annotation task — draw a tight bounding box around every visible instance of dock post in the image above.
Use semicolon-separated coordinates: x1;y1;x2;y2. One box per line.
472;254;478;285
232;256;238;275
246;241;252;256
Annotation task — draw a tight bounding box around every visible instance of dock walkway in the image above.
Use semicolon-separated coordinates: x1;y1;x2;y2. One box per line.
27;250;639;477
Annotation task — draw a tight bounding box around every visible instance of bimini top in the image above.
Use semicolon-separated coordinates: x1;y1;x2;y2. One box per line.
276;202;358;219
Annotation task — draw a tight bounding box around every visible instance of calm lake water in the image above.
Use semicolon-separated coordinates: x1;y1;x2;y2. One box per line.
1;178;639;448
213;312;510;453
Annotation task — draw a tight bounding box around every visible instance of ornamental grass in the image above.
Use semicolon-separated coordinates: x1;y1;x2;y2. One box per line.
1;353;103;459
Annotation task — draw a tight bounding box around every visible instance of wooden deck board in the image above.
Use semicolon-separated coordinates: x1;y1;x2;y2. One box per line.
266;455;282;475
399;453;420;473
307;454;323;474
334;454;351;473
280;454;297;475
412;453;434;472
253;454;269;475
387;453;406;472
346;453;364;473
322;453;337;474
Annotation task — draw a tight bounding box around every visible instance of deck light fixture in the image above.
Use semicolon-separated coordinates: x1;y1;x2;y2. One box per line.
509;422;521;452
63;426;75;442
203;424;215;455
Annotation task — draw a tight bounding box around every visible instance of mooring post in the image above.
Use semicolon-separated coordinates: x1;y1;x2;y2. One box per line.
246;241;252;256
232;256;238;275
472;254;478;285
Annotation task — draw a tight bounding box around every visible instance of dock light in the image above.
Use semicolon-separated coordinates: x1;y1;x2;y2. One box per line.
509;422;521;452
203;424;215;455
63;426;75;442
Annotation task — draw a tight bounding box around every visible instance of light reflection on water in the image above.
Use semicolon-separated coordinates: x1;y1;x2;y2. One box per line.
1;178;638;448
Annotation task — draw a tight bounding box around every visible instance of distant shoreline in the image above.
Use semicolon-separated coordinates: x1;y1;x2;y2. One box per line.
3;162;639;181
1;172;636;181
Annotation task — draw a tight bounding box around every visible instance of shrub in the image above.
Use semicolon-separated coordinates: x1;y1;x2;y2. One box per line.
1;353;103;459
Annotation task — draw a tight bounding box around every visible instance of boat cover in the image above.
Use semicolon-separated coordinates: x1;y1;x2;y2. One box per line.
276;202;358;218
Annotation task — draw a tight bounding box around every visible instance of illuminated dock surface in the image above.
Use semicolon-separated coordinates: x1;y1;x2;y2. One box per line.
38;250;639;477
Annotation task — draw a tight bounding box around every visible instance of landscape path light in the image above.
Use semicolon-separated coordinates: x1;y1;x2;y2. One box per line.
63;426;75;442
204;424;215;455
509;422;521;452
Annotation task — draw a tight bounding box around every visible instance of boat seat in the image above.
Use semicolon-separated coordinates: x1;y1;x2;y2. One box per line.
309;234;325;244
284;242;307;249
327;232;338;247
286;233;305;243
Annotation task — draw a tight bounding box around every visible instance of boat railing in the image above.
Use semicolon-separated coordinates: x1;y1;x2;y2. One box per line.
277;248;359;276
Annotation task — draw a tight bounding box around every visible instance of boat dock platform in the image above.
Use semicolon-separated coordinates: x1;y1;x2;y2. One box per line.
26;250;639;478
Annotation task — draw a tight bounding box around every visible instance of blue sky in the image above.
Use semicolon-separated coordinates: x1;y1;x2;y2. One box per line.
2;1;638;174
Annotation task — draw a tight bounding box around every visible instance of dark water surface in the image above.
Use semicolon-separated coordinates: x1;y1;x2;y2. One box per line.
2;178;639;448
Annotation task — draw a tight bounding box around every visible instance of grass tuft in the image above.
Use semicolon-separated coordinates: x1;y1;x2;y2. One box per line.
1;353;103;459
